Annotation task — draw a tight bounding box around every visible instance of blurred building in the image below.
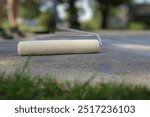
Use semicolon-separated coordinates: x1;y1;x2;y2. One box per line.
108;1;150;29
129;3;150;24
108;5;129;29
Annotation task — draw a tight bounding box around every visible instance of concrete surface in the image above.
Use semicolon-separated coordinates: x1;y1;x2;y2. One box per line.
0;31;150;87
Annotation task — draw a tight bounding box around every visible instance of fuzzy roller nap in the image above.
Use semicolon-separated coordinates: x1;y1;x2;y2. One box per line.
17;40;100;55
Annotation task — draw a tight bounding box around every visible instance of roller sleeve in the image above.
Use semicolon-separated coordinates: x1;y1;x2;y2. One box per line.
18;40;100;55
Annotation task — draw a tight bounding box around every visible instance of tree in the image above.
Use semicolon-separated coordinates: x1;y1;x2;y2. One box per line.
58;0;80;29
96;0;131;29
67;0;80;29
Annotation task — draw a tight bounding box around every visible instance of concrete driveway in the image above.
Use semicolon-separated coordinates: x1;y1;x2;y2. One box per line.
0;31;150;87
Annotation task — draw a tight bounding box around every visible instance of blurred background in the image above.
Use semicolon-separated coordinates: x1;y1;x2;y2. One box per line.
2;0;150;33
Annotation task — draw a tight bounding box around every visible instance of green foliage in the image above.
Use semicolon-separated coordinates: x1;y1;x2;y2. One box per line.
81;20;101;30
128;22;146;30
0;71;150;100
19;0;41;19
132;16;150;27
37;12;55;29
37;12;56;32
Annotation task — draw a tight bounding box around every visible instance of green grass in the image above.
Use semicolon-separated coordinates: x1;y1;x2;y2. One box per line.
0;70;150;100
1;20;46;33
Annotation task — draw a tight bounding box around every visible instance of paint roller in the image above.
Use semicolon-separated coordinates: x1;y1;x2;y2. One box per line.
17;29;102;56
